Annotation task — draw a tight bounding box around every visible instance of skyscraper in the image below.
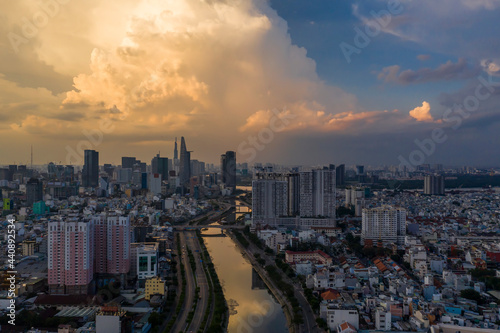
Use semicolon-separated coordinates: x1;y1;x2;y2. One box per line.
179;137;191;187
121;156;137;169
221;151;236;191
286;173;300;216
336;164;345;186
82;150;99;187
105;214;131;275
361;206;406;246
93;212;131;275
26;178;43;207
299;169;336;218
174;137;178;160
151;153;169;181
252;176;288;220
48;216;95;295
190;160;205;176
424;175;445;195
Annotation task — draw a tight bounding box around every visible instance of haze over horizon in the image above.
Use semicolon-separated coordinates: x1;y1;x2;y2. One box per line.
2;0;500;166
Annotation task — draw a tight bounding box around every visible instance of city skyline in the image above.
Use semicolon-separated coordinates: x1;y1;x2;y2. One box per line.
4;2;500;332
1;1;500;166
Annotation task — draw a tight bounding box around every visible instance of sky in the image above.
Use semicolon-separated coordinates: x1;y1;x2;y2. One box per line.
1;0;500;167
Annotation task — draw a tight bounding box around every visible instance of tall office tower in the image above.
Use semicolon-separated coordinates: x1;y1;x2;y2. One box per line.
179;136;191;187
26;178;43;206
0;168;9;181
134;162;147;173
252;177;288;220
64;165;74;181
190;160;206;176
286;173;300;216
47;162;57;178
356;165;365;175
174;137;178;160
8;165;17;181
424;175;445;195
82;150;99;187
299;169;336;218
173;138;180;173
361;206;406;246
221;151;237;191
336;164;345;186
103;164;114;178
121;157;137;169
48;216;95;295
106;214;131;275
151;154;169;181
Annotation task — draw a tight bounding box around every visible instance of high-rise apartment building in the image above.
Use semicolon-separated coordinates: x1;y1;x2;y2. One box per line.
49;212;131;295
95;212;131;275
106;214;131;275
82;150;99;187
48;216;95;294
424;174;445;195
93;214;108;274
361;206;406;246
252;169;337;228
221;151;236;191
336;164;345;186
286;173;300;216
252;175;288;220
299;169;336;218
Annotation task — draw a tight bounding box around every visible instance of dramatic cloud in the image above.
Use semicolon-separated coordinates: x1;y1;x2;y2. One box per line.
4;0;385;163
481;59;500;76
378;58;479;84
2;0;500;166
241;105;402;133
409;101;434;122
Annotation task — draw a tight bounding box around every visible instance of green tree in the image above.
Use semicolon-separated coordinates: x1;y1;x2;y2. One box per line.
460;289;482;303
148;312;162;327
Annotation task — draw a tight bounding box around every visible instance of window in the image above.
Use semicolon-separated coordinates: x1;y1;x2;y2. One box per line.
151;256;156;271
139;256;148;272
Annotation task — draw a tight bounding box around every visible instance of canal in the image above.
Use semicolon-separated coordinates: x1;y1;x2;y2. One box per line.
201;227;288;333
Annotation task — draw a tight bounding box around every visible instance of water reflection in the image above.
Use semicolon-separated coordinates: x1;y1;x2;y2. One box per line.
202;227;288;333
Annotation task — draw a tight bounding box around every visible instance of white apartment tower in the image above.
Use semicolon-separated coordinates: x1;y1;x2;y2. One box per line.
299;169;336;218
252;176;288;220
361;205;406;246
